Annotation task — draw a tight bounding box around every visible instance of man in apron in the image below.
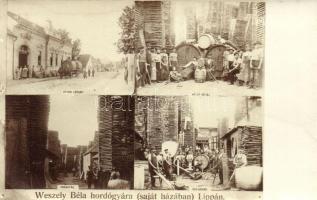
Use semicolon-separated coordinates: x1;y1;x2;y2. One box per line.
249;42;264;89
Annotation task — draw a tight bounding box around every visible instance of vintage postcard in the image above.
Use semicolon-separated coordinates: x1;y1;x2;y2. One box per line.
134;95;263;191
4;0;134;95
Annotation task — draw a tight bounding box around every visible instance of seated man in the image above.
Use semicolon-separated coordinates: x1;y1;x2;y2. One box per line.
169;67;182;82
181;57;198;80
233;149;247;168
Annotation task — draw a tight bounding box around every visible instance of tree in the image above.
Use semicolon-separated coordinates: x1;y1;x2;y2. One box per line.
72;39;81;60
57;29;72;45
117;5;137;54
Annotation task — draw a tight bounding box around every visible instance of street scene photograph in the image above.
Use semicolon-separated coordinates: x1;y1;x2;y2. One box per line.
5;0;134;94
123;0;265;96
5;95;134;189
134;95;263;191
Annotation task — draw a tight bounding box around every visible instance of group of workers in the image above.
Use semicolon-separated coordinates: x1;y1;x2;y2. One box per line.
144;145;248;188
85;166;121;189
135;42;263;89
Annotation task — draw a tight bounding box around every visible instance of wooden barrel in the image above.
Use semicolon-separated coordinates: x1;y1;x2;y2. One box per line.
176;43;201;67
235;166;263;190
205;45;227;78
195;67;206;83
193;155;209;170
198;34;216;49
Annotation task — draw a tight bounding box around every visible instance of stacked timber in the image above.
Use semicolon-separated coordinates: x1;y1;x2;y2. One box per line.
98;96;113;171
240;126;262;166
179;96;195;147
98;96;134;182
135;1;165;48
5;95;50;189
146;96;179;151
47;131;61;158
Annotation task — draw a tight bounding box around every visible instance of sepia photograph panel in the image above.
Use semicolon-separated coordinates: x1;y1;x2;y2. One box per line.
131;0;265;96
5;95;134;189
5;0;135;95
134;95;263;191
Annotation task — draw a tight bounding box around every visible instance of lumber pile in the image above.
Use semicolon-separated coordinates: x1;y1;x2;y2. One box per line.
5;95;50;189
240;126;262;166
98;96;134;183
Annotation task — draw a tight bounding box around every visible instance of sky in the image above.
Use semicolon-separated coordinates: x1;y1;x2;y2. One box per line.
48;95;98;146
8;0;133;63
190;96;237;129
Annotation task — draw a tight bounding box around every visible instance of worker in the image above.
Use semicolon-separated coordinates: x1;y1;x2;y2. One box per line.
233;149;248;168
148;148;158;188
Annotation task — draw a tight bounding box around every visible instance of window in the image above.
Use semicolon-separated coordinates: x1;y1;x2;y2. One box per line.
38;51;42;66
211;136;218;151
50;53;53;67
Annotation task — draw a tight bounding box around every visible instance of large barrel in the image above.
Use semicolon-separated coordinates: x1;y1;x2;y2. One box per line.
198;34;216;49
205;45;227;78
235;166;263;190
176;43;201;66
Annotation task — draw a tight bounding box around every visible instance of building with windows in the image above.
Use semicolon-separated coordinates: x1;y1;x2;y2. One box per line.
196;127;219;151
6;11;72;80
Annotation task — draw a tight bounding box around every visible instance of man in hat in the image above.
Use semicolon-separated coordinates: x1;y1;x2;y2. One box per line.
169;48;178;72
233;149;247;168
137;47;148;86
155;48;162;82
145;44;152;79
249;41;263;89
162;148;172;180
160;48;169;81
148;148;158;188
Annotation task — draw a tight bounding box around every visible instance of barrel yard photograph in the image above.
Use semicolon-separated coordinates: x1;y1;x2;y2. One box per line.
134;95;263;191
5;95;134;189
5;0;135;95
122;0;265;96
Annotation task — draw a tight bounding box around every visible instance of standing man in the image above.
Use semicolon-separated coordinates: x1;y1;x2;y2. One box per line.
145;44;152;79
155;48;162;82
162;149;172;180
169;48;178;72
92;68;95;77
137;47;148;86
28;65;33;78
86;166;94;189
148;148;158;188
215;148;224;185
249;42;263;89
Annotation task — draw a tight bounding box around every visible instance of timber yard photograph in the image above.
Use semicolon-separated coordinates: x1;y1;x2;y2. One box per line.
134;95;263;191
131;0;265;96
5;0;134;94
5;95;134;189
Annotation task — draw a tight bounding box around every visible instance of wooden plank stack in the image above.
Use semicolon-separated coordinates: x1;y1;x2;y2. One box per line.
47;130;61;159
5;95;50;189
137;96;194;151
240;126;262;166
98;96;134;182
135;0;173;48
